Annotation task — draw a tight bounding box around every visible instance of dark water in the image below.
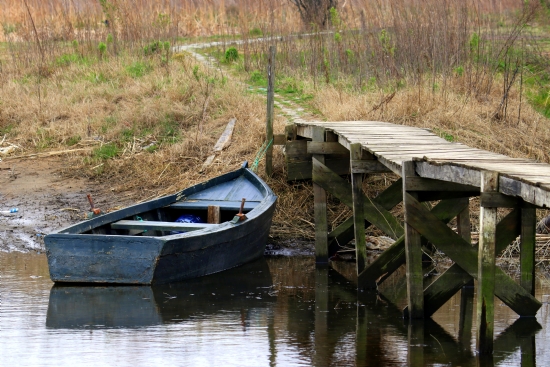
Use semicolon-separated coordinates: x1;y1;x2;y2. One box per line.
1;252;550;366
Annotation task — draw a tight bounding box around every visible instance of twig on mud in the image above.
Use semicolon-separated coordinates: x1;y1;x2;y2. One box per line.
4;148;93;160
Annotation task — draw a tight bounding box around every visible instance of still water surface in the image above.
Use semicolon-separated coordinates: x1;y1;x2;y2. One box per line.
1;252;550;366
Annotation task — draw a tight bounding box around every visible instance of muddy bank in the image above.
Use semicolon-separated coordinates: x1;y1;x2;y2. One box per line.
0;156;315;255
0;157;132;252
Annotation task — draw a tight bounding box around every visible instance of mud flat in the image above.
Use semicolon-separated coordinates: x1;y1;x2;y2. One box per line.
0;157;129;252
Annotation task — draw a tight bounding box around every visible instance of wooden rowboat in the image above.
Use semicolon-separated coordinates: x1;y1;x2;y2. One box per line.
45;162;277;284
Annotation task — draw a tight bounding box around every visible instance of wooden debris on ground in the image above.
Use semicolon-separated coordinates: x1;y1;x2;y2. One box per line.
201;118;237;172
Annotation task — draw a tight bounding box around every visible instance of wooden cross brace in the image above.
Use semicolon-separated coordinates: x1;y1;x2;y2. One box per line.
402;183;541;318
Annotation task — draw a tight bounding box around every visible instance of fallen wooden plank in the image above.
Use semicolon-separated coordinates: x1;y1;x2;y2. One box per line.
201;118;237;171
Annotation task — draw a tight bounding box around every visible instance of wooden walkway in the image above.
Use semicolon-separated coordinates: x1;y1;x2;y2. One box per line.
281;120;550;354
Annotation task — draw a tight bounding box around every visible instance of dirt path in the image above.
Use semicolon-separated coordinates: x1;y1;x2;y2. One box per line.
0;157;131;252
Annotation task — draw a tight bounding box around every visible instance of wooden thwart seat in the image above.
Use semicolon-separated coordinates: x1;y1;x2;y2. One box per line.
170;200;259;211
111;220;217;232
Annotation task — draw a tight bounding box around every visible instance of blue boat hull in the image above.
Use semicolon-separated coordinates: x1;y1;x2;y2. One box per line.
45;166;277;284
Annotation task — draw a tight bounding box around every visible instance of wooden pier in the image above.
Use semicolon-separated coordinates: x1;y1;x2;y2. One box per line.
279;120;548;354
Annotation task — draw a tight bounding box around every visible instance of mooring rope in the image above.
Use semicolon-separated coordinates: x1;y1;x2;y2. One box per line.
250;138;273;172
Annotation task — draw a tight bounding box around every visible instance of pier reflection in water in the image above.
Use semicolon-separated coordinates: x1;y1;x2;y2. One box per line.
1;252;548;366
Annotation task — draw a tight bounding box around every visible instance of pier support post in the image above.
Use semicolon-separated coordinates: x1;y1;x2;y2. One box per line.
408;321;424;366
477;170;499;355
350;143;367;274
312;127;328;263
520;202;536;296
314;267;329;365
402;161;424;319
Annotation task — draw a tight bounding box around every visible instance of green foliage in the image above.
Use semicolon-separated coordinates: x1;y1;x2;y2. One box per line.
87;72;108;84
192;65;200;81
528;86;550;118
249;27;263;37
0;124;14;135
93;143;120;160
378;29;395;56
329;7;341;28
143;40;162;55
224;47;239;63
159;114;181;143
2;23;16;35
66;136;81;146
469;32;480;52
249;70;266;85
106;34;113;44
163;41;170;52
119;128;135;142
155;13;170;28
55;53;80;66
126;61;152;78
345;49;354;61
334;32;342;43
454;66;464;77
433;128;455;142
35;128;55;150
145;144;158;153
98;42;107;57
71;40;79;50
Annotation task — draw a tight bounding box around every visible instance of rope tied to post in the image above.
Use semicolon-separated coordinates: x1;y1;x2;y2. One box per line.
250;138;273;173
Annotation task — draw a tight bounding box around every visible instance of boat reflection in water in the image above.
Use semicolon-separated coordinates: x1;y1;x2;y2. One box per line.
46;258;273;329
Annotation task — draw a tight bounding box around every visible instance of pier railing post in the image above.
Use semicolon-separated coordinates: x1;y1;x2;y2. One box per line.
312;127;328;263
402;160;424;319
350;143;367;274
477;170;499;354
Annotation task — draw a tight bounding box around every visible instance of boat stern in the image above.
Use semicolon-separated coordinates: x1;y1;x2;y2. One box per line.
45;234;163;284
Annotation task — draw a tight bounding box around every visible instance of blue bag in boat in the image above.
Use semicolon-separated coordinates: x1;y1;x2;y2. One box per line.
170;214;203;234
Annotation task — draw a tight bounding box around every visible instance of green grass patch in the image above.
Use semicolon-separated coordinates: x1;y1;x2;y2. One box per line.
434;128;455;142
86;72;109;84
101;115;118;133
66;135;81;146
119;128;135;142
93;143;120;160
249;70;267;86
126;61;153;78
55;53;92;67
0;123;14;135
159;115;181;143
249;27;263;37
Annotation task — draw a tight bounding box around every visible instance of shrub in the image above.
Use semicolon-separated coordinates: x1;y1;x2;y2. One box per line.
224;47;239;63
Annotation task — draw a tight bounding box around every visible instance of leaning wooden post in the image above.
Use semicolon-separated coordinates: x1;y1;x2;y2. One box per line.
402;160;424;318
521;202;536;296
477;170;499;355
312;127;328;263
350;143;367;274
266;45;276;177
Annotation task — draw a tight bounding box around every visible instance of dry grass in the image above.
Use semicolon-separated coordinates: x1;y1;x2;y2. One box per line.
310;77;550;163
1;0;550;251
